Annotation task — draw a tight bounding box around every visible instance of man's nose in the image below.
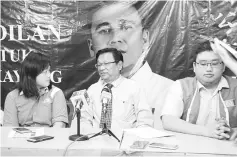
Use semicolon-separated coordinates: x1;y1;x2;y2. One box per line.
109;30;123;46
206;64;213;71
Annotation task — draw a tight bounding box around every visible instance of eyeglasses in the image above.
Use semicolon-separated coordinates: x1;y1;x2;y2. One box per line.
95;61;117;68
195;61;223;68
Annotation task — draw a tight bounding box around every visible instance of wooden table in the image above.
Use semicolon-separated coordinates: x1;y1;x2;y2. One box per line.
1;127;237;156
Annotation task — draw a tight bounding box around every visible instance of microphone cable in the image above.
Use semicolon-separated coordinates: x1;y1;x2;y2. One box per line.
63;133;96;156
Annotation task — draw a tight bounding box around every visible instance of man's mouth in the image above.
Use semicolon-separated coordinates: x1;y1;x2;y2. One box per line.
99;72;107;76
109;46;127;54
204;74;214;78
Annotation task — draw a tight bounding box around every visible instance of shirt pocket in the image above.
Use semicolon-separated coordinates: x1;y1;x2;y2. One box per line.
113;96;136;122
35;97;52;124
112;97;126;117
15;98;35;124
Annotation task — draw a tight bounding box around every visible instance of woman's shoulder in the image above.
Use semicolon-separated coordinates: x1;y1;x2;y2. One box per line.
50;85;62;91
49;85;63;98
7;89;20;98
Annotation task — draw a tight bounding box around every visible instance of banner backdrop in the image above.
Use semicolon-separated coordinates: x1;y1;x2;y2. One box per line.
1;0;237;110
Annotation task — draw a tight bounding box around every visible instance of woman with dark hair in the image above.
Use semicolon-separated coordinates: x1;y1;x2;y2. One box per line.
3;52;68;127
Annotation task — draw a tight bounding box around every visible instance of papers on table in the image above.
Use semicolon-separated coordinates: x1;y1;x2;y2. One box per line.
8;128;44;138
124;127;173;139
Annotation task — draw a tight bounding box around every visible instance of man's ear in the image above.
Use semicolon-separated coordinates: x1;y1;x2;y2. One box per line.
87;39;95;57
142;29;150;51
223;64;226;73
193;62;196;73
118;61;123;71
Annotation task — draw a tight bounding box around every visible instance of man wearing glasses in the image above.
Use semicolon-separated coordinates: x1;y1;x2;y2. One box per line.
77;48;153;131
87;1;173;120
161;41;237;140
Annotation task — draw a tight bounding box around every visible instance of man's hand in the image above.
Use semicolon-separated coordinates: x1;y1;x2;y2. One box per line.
207;119;231;140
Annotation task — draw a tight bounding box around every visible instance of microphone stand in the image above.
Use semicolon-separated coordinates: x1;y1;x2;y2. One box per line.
69;106;89;141
89;121;120;142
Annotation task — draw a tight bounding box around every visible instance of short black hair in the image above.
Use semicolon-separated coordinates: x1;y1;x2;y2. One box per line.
83;1;146;31
194;41;213;61
96;48;124;63
17;52;52;98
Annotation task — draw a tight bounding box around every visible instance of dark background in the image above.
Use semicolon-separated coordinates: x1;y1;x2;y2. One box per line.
1;1;237;110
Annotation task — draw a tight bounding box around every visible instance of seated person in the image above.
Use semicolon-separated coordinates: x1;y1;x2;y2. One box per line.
87;1;173;114
161;41;237;140
71;48;153;131
3;52;68;127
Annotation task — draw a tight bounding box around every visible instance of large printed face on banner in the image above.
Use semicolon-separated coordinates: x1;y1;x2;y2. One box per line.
193;51;225;88
89;2;149;76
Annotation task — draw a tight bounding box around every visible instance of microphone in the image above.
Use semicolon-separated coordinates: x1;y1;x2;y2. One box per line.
101;87;112;115
70;89;90;115
69;89;90;141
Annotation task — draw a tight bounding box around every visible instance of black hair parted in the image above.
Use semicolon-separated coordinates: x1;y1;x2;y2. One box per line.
96;48;124;63
17;52;52;98
194;41;213;61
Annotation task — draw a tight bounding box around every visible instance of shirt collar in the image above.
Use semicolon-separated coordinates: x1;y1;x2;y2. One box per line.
39;87;49;96
19;87;49;96
99;75;125;88
197;76;229;92
130;62;153;83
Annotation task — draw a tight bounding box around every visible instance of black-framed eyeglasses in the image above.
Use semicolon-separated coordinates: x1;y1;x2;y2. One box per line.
95;61;117;68
195;61;223;68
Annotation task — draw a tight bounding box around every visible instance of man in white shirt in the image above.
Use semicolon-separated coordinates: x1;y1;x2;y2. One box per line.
72;48;153;131
86;1;173;128
161;41;237;140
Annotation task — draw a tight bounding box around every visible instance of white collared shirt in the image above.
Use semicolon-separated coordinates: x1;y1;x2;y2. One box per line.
196;77;229;125
131;62;173;129
76;75;153;131
161;76;229;126
130;62;173;109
